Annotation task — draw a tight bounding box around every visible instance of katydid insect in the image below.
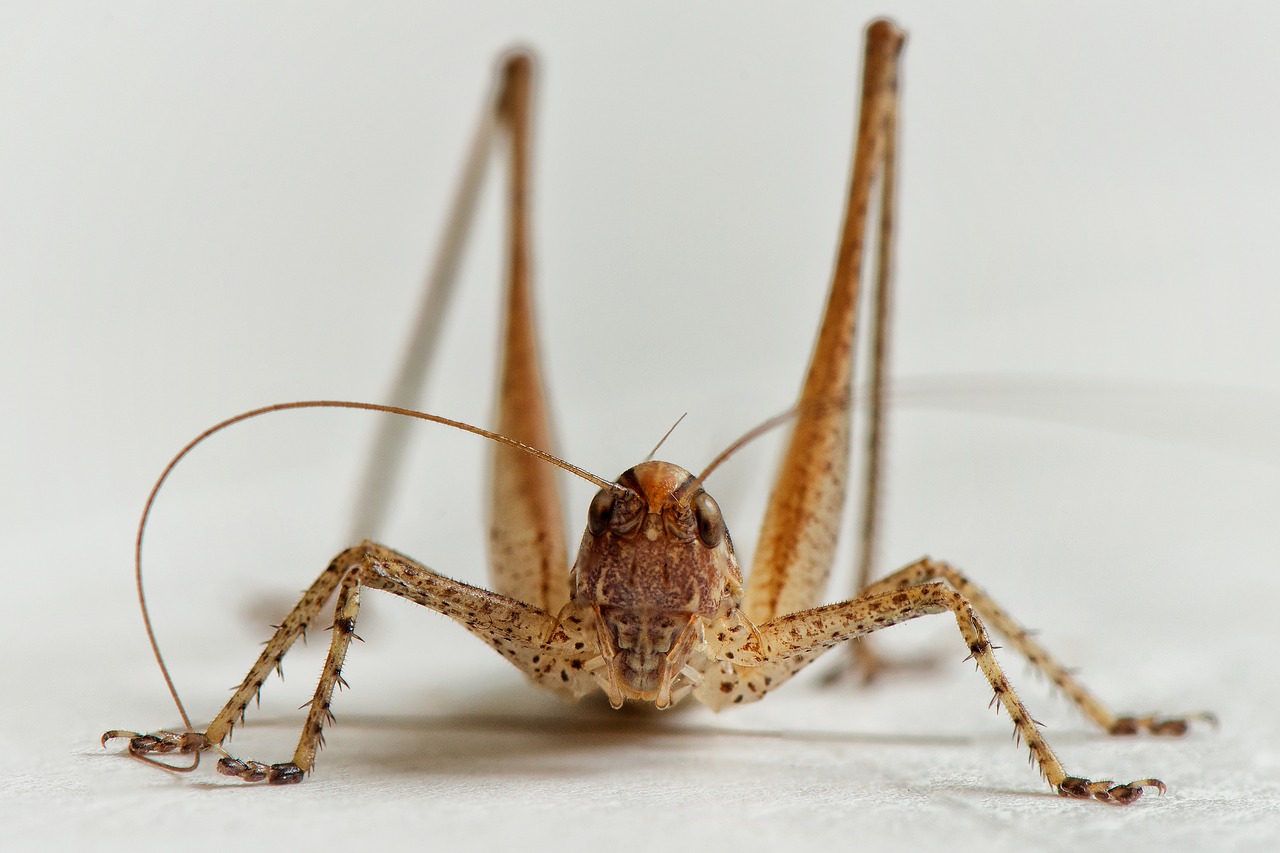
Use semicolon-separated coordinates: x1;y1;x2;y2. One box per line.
103;19;1209;804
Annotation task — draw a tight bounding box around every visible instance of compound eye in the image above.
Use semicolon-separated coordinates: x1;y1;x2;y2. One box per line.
691;491;724;548
587;489;616;536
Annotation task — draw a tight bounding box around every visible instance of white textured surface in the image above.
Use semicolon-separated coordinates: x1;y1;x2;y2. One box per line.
4;3;1280;851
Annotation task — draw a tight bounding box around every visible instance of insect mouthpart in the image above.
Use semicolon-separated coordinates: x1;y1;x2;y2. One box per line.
597;608;702;709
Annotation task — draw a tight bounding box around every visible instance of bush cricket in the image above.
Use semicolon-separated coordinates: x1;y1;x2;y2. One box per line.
103;19;1210;804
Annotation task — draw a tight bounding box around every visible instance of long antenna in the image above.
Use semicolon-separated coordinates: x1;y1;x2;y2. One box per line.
134;400;619;728
694;408;800;486
671;393;853;507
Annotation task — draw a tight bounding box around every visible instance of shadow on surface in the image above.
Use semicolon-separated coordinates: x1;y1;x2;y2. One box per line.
160;679;983;785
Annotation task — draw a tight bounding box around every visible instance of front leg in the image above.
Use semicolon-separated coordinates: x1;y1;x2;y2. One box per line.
712;580;1172;804
105;541;598;782
861;558;1212;737
103;549;353;781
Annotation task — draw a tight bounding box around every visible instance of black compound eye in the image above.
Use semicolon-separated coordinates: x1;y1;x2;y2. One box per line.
587;489;616;536
691;491;724;548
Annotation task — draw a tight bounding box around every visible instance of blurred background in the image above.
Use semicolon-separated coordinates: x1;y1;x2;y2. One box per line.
3;2;1278;849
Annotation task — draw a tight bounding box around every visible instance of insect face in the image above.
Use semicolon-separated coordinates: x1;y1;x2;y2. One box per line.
571;461;743;707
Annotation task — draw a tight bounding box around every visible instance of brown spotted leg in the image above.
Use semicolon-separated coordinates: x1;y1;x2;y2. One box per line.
104;51;583;785
487;52;571;615
103;553;352;781
745;20;905;626
860;558;1213;737
727;20;909;683
111;541;598;782
743;581;1168;804
851;33;897;603
349;51;569;611
215;570;361;783
845;25;905;682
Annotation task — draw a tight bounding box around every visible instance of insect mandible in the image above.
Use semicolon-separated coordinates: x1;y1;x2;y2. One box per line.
103;19;1211;804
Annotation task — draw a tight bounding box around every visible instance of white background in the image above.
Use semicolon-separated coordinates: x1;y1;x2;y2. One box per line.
3;2;1279;850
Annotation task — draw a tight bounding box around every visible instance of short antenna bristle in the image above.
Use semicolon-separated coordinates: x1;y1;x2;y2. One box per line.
644;413;688;463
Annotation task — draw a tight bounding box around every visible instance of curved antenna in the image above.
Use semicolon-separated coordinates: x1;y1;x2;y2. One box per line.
643;412;687;463
694;408;801;487
699;393;852;484
671;393;852;506
135;400;620;728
